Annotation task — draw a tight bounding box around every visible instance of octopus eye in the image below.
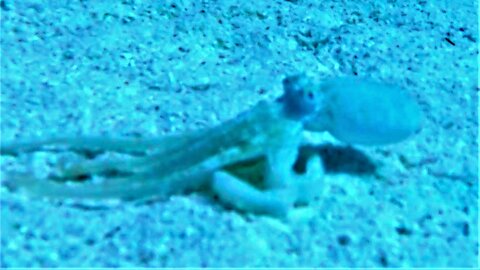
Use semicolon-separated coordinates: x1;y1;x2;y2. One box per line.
307;91;314;99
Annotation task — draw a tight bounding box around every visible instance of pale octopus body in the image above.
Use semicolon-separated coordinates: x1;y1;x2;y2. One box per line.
1;75;422;217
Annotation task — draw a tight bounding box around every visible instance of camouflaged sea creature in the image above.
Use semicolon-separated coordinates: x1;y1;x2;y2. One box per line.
1;75;422;217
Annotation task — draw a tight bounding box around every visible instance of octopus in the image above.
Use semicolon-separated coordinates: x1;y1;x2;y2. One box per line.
0;74;422;218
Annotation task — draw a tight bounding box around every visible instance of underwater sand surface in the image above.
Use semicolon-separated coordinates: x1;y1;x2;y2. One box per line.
0;0;477;267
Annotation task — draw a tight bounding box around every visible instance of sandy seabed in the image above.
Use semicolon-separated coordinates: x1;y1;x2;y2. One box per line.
0;0;478;267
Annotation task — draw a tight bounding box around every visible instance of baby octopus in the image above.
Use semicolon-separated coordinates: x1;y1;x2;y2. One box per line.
0;75;422;217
